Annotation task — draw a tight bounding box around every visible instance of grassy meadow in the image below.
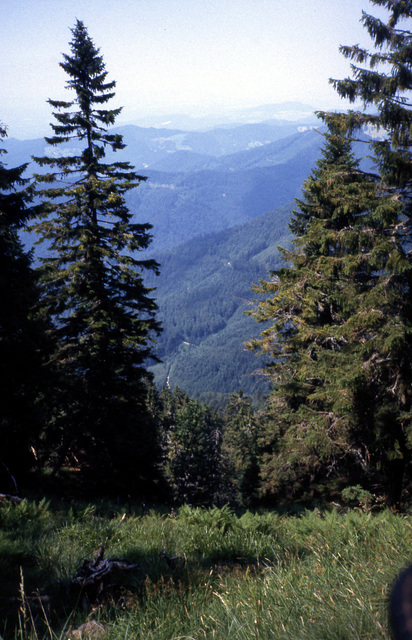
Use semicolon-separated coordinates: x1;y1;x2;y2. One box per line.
0;499;411;639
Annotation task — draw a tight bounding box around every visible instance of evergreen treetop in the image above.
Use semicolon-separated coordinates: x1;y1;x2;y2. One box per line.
326;1;412;195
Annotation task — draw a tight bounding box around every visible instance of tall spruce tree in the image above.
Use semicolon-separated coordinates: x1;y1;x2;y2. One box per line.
33;21;161;494
249;0;412;506
0;124;47;492
323;0;412;505
247;122;406;505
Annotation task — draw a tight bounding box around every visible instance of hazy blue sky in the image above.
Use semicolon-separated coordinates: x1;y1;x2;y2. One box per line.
2;0;388;138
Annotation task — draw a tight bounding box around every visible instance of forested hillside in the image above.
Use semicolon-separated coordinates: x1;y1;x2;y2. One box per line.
146;203;293;403
127;129;322;253
7;115;325;404
8;118;376;403
6;120;323;255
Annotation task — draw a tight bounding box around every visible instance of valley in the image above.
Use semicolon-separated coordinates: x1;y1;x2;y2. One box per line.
6;104;327;402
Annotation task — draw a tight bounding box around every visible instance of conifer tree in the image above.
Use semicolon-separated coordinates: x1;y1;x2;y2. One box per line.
248;123;405;505
33;21;161;493
327;0;412;198
221;391;260;507
0;124;47;492
154;387;223;505
322;0;412;505
249;1;412;507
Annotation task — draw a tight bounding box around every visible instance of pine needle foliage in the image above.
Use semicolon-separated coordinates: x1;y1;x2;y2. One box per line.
247;120;411;506
222;391;261;507
248;1;412;507
152;387;224;505
32;21;162;494
327;1;412;199
324;0;412;505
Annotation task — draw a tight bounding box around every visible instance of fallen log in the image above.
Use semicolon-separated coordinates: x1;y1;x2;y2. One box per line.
71;543;140;606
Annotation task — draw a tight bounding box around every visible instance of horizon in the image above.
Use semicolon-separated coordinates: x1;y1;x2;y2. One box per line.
4;101;320;143
2;0;390;139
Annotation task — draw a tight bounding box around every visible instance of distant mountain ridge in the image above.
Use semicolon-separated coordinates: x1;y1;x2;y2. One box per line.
120;101;318;131
140;127;320;172
126;128;323;253
4;115;319;170
7;105;348;402
8;117;324;256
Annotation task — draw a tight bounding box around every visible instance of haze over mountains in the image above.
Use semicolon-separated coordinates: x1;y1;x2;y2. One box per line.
6;103;336;402
126;126;322;254
118;101;318;132
5;102;321;249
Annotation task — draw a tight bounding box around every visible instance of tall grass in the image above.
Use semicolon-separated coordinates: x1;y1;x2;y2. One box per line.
0;500;410;639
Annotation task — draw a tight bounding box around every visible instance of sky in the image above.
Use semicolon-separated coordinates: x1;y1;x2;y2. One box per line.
1;0;390;139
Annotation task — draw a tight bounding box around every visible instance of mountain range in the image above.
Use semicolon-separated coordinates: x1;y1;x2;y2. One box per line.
126;126;322;253
117;101;318;131
5;103;354;403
